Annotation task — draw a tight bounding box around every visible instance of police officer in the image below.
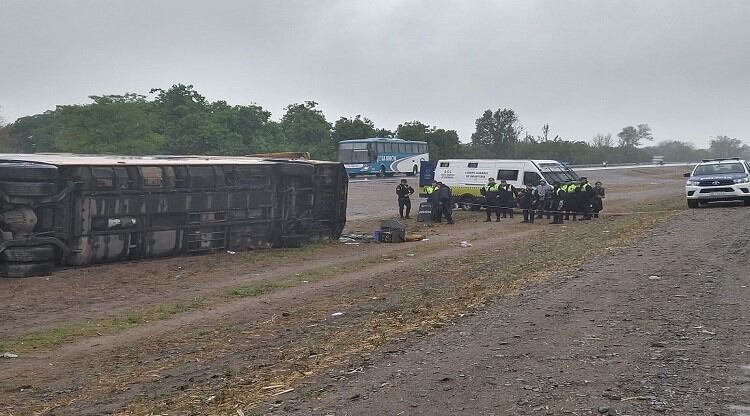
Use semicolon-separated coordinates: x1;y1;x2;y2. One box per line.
425;180;440;221
550;182;565;224
518;184;539;223
562;182;578;221
592;181;605;218
434;181;454;224
498;180;517;219
480;177;501;222
396;179;415;219
578;177;594;220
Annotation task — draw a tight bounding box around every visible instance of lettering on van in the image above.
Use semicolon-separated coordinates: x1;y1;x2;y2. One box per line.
465;170;489;180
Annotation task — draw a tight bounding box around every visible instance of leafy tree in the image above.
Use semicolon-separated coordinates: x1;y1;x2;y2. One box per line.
396;121;460;161
470;108;522;156
644;140;707;162
617;124;653;147
331;115;376;141
280;101;333;160
8;111;59;152
708;135;749;159
373;128;394;138
56;94;166;155
591;133;614;148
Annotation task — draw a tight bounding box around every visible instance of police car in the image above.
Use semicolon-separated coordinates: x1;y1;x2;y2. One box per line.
684;158;750;208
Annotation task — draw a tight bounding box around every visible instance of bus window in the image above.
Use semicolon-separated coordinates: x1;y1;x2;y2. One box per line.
523;171;542;186
337;142;370;163
398;143;406;153
497;169;519;181
377;143;386;153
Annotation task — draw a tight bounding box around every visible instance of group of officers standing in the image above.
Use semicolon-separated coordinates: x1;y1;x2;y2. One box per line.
396;177;605;225
477;177;605;224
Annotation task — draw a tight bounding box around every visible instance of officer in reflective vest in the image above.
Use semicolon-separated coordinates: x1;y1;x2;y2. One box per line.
562;182;578;221
578;177;594;220
480;177;501;222
425;180;440;221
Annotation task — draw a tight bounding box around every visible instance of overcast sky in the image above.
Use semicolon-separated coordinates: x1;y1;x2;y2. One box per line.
1;0;749;147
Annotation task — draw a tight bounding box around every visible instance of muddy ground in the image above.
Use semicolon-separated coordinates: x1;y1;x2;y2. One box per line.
3;166;738;416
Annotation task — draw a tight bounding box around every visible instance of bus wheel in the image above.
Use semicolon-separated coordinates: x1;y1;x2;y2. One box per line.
407;165;417;177
376;166;386;177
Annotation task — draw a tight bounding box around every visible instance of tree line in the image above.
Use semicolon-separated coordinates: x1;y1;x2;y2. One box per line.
0;85;747;164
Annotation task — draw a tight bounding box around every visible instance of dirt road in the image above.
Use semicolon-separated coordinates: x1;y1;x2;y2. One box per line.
279;204;750;416
0;167;707;415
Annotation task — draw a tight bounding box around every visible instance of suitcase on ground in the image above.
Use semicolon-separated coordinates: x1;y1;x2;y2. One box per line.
417;202;433;222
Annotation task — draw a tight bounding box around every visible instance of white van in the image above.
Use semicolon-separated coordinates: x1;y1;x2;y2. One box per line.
427;159;580;210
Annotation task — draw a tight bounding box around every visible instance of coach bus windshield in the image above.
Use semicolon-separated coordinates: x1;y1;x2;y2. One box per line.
538;163;580;183
337;142;372;163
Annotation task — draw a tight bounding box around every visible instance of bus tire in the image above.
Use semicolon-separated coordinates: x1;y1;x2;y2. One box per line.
1;245;56;262
407;165;417;177
0;260;54;278
376;166;386;177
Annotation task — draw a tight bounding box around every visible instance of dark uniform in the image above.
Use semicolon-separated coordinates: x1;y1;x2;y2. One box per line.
434;183;454;224
396;181;415;219
480;180;502;222
578;179;594;220
425;182;439;221
498;182;517;218
550;183;565;224
592;182;605;218
562;183;578;221
518;186;539;223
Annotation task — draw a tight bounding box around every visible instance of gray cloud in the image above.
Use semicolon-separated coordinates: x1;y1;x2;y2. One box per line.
1;0;749;146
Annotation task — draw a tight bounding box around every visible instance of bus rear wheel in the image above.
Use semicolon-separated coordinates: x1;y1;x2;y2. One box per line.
376;166;386;177
407;165;417;177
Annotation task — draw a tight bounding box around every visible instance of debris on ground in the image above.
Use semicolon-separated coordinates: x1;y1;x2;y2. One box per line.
331;312;345;317
648;275;661;280
226;250;237;255
2;352;18;359
405;233;425;242
459;241;472;248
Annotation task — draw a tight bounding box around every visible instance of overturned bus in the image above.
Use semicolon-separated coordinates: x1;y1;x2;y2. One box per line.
0;154;348;277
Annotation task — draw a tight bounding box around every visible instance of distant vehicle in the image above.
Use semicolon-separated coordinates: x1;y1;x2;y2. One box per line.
0;154;348;277
652;156;665;165
426;159;580;210
337;138;429;177
684;157;750;208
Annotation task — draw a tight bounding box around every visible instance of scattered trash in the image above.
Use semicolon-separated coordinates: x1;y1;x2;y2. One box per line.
272;388;295;396
331;311;345;317
262;384;286;390
602;230;610;234
2;352;18;359
226;250;236;255
339;233;370;244
206;395;216;402
648;275;661;280
459;241;472;248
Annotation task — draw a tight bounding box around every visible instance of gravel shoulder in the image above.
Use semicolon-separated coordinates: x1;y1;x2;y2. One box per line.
278;203;750;416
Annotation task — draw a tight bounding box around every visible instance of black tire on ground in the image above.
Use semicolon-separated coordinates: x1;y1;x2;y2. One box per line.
687;199;699;208
0;181;58;197
1;245;56;262
0;260;54;278
0;163;58;181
